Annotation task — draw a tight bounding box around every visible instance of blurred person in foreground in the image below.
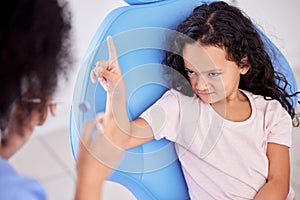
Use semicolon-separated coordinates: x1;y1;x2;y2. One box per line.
0;0;121;199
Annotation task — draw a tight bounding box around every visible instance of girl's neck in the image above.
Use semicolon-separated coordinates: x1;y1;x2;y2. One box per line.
210;90;252;122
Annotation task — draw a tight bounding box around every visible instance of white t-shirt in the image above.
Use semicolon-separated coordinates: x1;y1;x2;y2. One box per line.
140;89;294;200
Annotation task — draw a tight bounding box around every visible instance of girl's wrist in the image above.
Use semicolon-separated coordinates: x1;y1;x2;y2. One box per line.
75;174;104;200
77;173;105;186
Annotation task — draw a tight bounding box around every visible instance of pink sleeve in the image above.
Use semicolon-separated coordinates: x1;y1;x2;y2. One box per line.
266;101;292;147
140;90;181;141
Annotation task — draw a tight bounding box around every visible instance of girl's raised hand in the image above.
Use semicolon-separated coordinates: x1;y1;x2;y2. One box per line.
90;36;123;93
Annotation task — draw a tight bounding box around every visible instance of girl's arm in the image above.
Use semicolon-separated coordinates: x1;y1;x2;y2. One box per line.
90;36;154;150
253;143;290;200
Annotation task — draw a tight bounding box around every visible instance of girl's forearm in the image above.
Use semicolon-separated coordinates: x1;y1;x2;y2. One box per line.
254;179;289;200
105;81;132;149
75;173;104;200
105;79;127;119
104;81;153;149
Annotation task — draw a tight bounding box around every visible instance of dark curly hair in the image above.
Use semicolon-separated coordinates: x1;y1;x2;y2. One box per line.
0;0;72;131
166;1;298;121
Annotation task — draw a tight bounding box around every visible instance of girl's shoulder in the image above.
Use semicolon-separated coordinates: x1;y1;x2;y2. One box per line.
165;89;186;96
242;89;283;109
242;90;292;133
242;90;290;119
165;89;199;103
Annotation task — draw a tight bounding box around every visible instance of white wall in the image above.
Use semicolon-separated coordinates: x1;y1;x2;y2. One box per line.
229;0;300;69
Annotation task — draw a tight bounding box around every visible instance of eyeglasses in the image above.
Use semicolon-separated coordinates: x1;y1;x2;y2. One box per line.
21;97;63;105
0;128;3;148
21;97;42;104
20;97;63;117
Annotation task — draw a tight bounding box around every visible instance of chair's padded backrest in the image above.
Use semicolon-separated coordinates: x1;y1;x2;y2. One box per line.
70;0;297;199
71;0;207;199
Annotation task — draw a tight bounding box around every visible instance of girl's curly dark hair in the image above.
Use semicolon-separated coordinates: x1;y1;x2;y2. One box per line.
0;0;72;131
166;1;298;121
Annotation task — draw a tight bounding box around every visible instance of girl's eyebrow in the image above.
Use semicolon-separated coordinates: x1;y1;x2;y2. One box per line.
184;67;193;71
184;66;222;73
205;69;223;73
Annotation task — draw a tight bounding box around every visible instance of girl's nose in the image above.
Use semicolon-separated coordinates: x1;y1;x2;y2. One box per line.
196;75;209;91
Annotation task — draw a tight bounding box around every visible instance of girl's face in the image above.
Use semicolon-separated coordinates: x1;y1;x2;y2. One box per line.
182;42;248;105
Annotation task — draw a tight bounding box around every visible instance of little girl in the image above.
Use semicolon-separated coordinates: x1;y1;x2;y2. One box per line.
91;1;296;199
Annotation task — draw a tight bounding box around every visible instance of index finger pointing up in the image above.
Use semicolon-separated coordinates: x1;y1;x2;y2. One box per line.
107;36;118;65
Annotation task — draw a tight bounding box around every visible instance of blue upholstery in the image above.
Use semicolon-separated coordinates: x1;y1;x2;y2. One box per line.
70;0;297;199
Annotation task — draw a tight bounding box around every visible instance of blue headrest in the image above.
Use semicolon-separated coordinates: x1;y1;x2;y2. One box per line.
124;0;164;5
70;0;297;199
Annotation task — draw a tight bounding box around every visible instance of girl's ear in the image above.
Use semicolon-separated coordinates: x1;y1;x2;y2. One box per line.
239;55;250;75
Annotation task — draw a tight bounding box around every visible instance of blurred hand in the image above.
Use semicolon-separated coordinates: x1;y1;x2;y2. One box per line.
75;113;123;200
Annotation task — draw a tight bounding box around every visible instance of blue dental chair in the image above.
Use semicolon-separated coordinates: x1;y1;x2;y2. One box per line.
70;0;298;199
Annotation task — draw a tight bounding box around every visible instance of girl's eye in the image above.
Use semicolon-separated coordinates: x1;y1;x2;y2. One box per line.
208;72;221;77
185;68;196;76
